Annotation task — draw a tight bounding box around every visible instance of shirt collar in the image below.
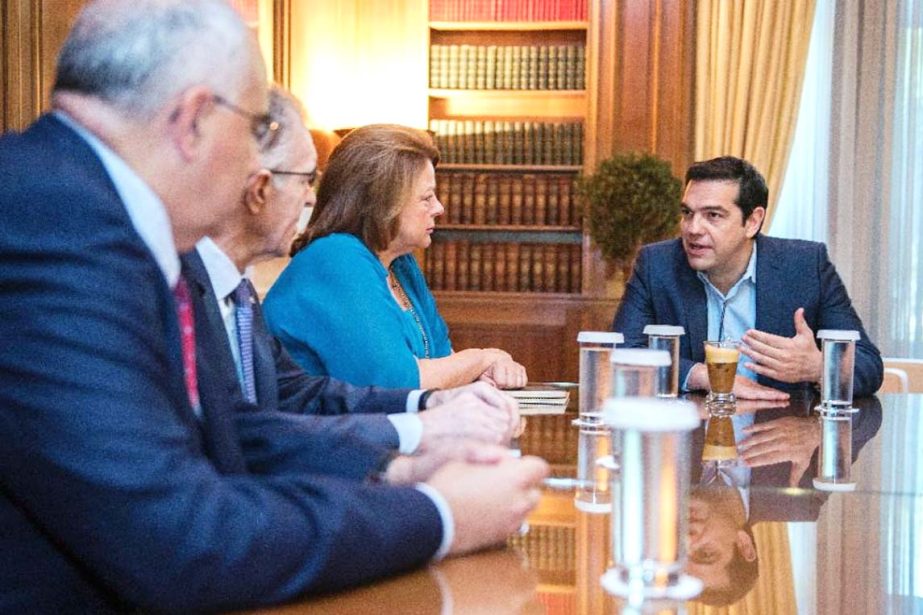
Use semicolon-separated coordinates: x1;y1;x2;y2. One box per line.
196;236;244;301
697;242;758;299
54;111;181;287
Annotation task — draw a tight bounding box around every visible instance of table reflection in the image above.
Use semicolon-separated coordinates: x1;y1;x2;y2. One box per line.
255;394;923;614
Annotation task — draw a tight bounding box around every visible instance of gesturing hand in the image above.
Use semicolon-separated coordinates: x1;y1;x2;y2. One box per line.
738;416;821;486
742;308;822;385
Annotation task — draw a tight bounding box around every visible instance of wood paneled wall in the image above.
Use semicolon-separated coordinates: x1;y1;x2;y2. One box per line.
591;0;694;177
1;0;85;132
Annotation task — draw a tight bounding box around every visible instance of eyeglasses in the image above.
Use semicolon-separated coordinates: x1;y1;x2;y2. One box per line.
212;95;279;145
268;168;320;189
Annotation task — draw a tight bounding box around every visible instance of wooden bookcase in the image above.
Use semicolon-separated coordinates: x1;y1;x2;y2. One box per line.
423;0;615;382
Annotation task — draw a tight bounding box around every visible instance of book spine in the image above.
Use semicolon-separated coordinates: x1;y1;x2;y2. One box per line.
545;175;559;225
430;240;444;290
444;241;457;291
543;244;556;292
469;243;482;291
502;243;516;291
481;243;495;291
461;173;475;223
518;244;531;291
534;175;547;225
497;175;512;224
456;241;469;290
473;174;488;224
570;243;582;293
556;243;570;292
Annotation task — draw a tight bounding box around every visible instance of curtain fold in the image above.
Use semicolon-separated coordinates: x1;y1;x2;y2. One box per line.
826;1;900;353
694;0;815;227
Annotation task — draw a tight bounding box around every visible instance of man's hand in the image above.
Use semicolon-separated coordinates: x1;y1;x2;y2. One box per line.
420;382;519;445
427;455;549;556
384;442;510;485
687;363;790;401
478;357;528;390
738;416;821;486
742;308;822;384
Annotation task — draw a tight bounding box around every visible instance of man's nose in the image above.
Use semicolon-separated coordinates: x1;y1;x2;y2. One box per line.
684;214;703;235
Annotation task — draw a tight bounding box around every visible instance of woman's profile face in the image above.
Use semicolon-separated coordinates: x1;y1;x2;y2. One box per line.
389;160;444;256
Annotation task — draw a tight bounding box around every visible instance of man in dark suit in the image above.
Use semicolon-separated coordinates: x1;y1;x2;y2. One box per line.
614;156;882;398
185;86;520;454
0;1;547;612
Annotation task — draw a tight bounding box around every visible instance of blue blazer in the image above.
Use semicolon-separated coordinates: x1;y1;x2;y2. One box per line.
182;249;412;450
264;233;453;388
613;236;883;397
0;115;443;612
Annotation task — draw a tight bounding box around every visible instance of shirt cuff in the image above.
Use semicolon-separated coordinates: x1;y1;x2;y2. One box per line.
387;413;423;454
406;389;424;413
414;482;454;560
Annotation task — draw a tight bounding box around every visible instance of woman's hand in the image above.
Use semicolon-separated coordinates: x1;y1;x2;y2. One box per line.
478;356;528;390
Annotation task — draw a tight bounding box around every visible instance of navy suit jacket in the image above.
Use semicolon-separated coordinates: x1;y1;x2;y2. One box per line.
613;236;883;397
182;249;410;450
0;115;443;613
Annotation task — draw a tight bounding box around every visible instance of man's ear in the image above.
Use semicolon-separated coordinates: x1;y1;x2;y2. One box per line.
166;86;214;162
745;206;766;238
735;529;758;562
245;169;273;214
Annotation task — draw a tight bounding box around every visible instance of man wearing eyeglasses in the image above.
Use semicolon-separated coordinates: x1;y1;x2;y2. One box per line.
0;1;547;612
185;86;522;461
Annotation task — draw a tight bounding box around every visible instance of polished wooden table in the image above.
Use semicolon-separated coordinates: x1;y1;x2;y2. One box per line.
249;393;923;614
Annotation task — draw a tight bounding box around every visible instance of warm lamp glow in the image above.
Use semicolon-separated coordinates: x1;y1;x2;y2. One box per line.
288;1;428;132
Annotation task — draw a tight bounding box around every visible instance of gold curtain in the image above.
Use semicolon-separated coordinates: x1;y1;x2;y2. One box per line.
694;0;815;227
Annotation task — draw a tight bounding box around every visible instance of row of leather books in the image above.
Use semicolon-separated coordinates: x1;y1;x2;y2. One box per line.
429;44;585;90
430;0;587;22
507;525;576;573
436;171;582;226
430;119;584;166
425;241;582;294
518;414;579;462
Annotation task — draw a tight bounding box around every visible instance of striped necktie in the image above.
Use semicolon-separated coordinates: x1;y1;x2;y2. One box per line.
232;279;257;404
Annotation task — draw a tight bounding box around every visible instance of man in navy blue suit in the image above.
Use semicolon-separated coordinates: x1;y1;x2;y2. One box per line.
185;85;520;455
614;156;882;399
0;1;547;612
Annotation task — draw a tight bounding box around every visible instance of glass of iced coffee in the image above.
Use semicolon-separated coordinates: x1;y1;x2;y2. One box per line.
703;340;740;405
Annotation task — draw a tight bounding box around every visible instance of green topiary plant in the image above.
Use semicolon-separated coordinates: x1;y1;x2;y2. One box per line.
577;152;682;267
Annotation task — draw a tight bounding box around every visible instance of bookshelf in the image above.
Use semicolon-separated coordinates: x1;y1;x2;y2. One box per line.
426;0;590;301
424;0;608;382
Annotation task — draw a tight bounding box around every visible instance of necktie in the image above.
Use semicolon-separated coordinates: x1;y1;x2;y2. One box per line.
232;279;257;404
173;278;201;413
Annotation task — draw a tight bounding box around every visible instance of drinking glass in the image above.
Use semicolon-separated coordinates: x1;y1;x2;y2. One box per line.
703;340;740;405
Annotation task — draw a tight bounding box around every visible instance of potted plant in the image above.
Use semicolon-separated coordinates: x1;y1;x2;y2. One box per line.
577;152;681;276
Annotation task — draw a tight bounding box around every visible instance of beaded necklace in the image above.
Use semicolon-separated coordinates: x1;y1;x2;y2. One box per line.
388;269;431;359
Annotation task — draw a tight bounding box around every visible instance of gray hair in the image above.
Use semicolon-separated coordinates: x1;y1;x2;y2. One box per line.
260;86;308;171
53;0;257;119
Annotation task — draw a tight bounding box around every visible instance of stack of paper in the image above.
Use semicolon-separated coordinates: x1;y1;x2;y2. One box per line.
508;384;571;415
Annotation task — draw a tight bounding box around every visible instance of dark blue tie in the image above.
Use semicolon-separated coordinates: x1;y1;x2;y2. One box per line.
232;280;257;404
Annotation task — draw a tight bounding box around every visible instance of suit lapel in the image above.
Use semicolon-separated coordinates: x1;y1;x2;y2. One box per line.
675;242;708;363
248;280;279;413
754;235;786;335
181;251;248;474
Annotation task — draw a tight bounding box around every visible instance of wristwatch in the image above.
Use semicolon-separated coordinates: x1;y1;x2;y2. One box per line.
418;388;438;411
